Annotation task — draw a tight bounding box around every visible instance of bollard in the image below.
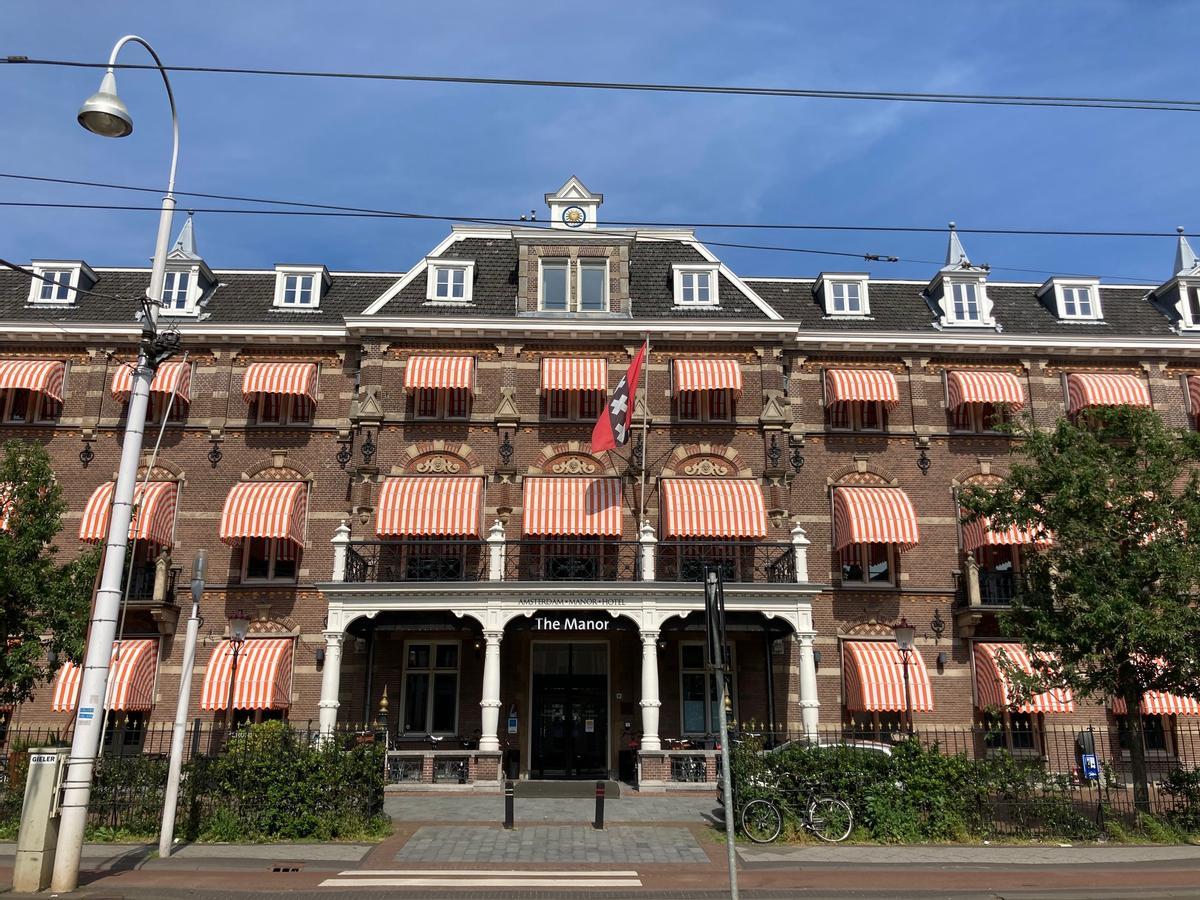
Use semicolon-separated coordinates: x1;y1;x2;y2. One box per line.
593;780;605;830
503;779;515;830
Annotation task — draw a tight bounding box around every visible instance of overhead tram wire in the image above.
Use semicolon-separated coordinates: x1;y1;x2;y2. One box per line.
5;56;1200;113
0;172;1188;239
0;201;1161;283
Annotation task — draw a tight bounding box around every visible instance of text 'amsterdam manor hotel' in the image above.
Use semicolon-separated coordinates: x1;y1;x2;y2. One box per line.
4;178;1200;787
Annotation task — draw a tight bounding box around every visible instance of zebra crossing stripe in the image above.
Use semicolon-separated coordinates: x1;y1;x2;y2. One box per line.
319;869;642;888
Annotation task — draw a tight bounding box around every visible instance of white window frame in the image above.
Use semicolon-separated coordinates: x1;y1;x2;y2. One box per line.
399;640;461;736
679;641;737;736
577;258;609;312
1040;277;1103;322
272;266;325;309
820;275;871;317
539;258;570;312
424;259;475;304
28;262;93;305
838;542;897;587
1177;280;1200;331
240;537;299;583
672;264;720;307
940;276;992;327
159;267;201;315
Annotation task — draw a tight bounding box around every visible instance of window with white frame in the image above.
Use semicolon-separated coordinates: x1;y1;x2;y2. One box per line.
160;270;193;313
425;260;475;303
839;543;895;585
578;259;608;312
826;400;885;432
247;393;313;425
282;274;314;306
35;269;74;303
241;537;299;582
950;281;982;322
1061;285;1094;318
680;642;736;735
831;281;863;315
272;267;325;309
540;259;569;311
1180;283;1200;328
413;387;470;420
673;265;720;307
1;389;60;424
1042;279;1103;321
675;390;733;423
402;641;460;735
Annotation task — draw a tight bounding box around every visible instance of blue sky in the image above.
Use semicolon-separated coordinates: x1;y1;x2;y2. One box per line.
2;1;1197;285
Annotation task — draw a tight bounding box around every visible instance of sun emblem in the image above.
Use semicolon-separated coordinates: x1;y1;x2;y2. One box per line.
562;205;586;228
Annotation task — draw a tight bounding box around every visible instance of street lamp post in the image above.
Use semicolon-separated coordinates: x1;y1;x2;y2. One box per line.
894;617;916;736
225;610;252;732
51;35;180;893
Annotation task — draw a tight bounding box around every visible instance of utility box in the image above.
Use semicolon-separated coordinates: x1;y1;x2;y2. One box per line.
13;746;68;893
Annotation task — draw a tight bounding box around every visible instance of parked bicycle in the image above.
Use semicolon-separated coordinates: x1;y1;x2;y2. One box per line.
739;784;853;844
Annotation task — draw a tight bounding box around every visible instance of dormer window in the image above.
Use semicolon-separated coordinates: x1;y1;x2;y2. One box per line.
272;265;328;309
1039;277;1103;322
815;273;870;318
1183;283;1200;328
27;261;95;306
673;264;719;307
162;271;190;310
579;259;608;311
950;281;982;323
540;259;569;311
425;259;475;303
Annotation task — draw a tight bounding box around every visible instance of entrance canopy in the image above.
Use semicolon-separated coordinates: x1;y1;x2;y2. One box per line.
842;640;933;712
200;638;294;710
973;642;1075;713
51;638;159;712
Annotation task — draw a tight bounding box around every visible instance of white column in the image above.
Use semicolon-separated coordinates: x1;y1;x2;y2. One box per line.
487;519;506;582
330;520;351;582
796;631;820;740
317;630;344;736
791;523;810;584
479;630;503;751
639;630;662;751
638;520;657;582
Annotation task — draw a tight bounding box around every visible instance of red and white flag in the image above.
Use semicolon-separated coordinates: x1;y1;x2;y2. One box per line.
591;341;647;453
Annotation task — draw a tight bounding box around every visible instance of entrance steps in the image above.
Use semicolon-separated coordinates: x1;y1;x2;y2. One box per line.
514;779;622;799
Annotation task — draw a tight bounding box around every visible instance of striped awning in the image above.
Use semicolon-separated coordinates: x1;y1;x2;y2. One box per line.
111;360;192;404
78;480;178;547
825;369;899;408
1066;373;1151;415
842;641;934;713
522;476;623;537
974;643;1075;714
1188;376;1200;416
660;478;767;539
833;487;920;551
241;362;318;402
199;638;294;711
541;357;608;393
947;370;1025;411
672;359;743;396
1112;691;1200;717
404;356;474;391
0;359;65;402
219;481;308;547
51;639;159;712
376;476;483;537
961;515;1046;554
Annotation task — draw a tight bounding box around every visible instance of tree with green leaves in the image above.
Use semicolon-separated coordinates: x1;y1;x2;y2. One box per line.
960;406;1200;811
0;440;100;710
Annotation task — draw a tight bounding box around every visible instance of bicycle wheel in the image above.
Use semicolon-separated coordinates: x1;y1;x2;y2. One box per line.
807;796;853;843
740;799;783;844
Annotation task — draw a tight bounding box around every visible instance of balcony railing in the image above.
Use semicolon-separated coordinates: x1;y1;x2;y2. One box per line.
340;539;800;585
955;569;1023;607
124;564;178;603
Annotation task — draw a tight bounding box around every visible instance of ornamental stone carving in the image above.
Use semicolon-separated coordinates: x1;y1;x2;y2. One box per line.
682;458;729;477
550;456;597;475
415;455;462;474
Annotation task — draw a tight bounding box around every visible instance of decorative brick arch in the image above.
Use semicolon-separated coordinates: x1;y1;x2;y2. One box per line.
840;620;898;638
394;440;485;476
242;453;311;483
247;614;301;637
951;460;1006;489
531;441;618;477
826;460;897;487
660;443;752;479
132;455;183;482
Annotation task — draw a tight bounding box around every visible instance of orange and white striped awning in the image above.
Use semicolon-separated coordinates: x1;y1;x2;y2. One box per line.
672;359;743;396
974;643;1075;714
376;476;483;537
947;370;1025;411
541;357;608;393
1066;373;1151;415
199;638;294;710
825;369;899;408
110;360;192;404
832;487;920;551
404;356;474;391
78;480;178;547
240;362;318;402
0;359;65;402
218;481;308;547
51;639;159;712
1188;376;1200;416
842;641;934;713
660;478;767;539
961;514;1047;554
522;476;623;537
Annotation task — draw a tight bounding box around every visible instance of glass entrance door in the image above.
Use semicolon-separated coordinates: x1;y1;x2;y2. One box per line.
531;643;608;778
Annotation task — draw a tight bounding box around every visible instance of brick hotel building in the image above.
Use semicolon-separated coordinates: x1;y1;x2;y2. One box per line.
3;178;1200;786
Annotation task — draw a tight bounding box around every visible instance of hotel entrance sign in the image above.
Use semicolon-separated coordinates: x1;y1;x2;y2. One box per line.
531;614;613;631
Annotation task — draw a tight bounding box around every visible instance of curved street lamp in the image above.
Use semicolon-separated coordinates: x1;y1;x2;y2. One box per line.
52;35;180;894
225;609;252;726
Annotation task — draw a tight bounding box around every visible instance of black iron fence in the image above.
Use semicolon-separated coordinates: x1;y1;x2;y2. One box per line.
954;570;1026;606
345;540;488;583
124;563;180;603
657;541;795;583
502;539;641;582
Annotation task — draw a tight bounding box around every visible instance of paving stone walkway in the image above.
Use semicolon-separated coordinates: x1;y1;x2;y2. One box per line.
394;825;711;864
385;793;718;823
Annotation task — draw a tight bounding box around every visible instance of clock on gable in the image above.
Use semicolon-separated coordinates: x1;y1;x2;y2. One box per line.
562;205;587;228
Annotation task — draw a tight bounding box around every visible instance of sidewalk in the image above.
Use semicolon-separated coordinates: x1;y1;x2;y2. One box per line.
738;841;1200;866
